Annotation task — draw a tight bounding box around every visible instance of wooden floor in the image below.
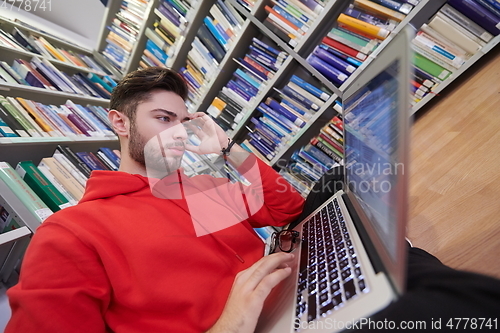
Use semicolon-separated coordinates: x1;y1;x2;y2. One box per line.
408;44;500;279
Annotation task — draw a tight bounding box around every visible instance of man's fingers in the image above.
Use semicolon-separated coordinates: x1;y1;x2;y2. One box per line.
252;266;292;300
184;143;199;154
189;112;206;119
239;253;295;290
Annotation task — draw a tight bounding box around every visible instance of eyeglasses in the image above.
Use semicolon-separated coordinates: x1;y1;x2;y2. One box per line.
269;230;300;254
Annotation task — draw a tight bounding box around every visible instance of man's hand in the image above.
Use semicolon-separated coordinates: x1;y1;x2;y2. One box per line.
185;113;230;155
206;252;295;333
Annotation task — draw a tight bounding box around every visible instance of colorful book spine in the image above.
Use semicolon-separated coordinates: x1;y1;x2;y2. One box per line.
15;161;71;212
448;0;500;35
337;14;390;40
307;54;349;86
413;52;452;80
0;162;53;224
353;0;407;22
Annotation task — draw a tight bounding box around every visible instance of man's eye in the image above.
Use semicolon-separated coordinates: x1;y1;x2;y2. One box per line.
158;116;170;122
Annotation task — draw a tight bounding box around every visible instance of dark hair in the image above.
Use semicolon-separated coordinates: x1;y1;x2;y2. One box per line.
110;67;188;122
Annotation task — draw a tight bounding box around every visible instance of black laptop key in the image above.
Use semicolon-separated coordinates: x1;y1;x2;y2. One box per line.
318;270;327;282
339;258;349;270
308;282;317;294
318;262;326;272
344;279;357;299
320;293;343;316
338;249;347;260
358;279;367;291
308;294;317;322
330;281;340;294
327;259;337;271
351;256;358;265
319;280;328;293
354;267;362;277
341;268;352;281
298;280;307;293
319;291;329;305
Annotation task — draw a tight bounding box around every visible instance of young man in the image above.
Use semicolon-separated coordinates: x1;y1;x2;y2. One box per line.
5;67;305;333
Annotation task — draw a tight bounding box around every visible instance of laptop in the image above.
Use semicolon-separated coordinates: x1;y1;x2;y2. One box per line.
256;26;413;332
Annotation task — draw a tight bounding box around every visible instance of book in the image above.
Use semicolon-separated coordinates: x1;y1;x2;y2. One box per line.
0;115;17;137
440;3;494;42
0;162;53;224
38;157;84;201
328;27;379;53
321;36;368;61
95;151;118;171
289;75;331;101
353;0;407;22
312;46;357;75
265;5;305;36
307;54;349;86
369;0;414;15
318;44;363;67
411;39;464;70
75;152;108;171
344;4;398;31
413;52;452;80
285;82;325;110
203;17;230;51
475;0;500;18
56;145;92;178
263;18;299;48
13;98;51;136
15;161;71;212
197;22;226;63
337;13;390;40
447;0;500;35
428;13;483;55
0;99;29;137
36;164;78;206
264;98;306;127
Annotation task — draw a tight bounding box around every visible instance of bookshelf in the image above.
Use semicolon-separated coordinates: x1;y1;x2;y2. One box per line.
0;0;498;283
126;0;496;195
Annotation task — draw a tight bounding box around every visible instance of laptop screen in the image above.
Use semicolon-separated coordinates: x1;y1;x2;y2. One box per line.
343;60;402;262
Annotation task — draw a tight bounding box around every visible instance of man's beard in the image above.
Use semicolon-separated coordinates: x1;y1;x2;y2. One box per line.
129;122;183;178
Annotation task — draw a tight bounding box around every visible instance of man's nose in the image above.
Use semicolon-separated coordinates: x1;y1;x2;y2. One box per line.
172;122;188;140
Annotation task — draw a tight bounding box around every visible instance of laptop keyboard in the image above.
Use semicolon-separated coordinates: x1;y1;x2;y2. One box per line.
295;198;369;326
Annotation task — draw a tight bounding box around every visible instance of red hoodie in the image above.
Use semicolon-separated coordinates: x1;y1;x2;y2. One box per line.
6;157;304;333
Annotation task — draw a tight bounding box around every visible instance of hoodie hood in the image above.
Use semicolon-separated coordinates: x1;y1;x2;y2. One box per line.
79;170;152;203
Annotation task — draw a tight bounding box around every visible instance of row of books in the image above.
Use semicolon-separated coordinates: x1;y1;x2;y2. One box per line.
234;0;258;12
0;95;115;140
261;0;332;48
410;0;500;105
0;56;117;99
101;0;153;72
206;37;290;131
278;113;343;196
0;145;121;229
139;0;198;69
0;23;112;76
179;0;246;110
241;74;333;162
306;0;421;88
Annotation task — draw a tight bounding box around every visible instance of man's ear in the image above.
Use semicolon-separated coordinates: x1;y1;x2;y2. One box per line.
108;110;129;138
